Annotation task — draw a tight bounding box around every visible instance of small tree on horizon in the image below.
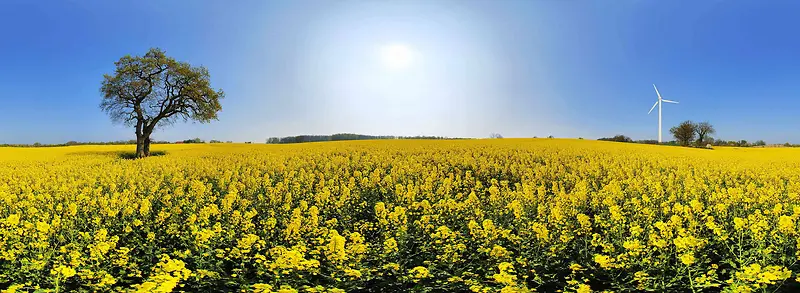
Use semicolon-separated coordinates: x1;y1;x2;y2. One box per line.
598;135;632;143
695;121;716;146
670;120;697;146
100;48;224;158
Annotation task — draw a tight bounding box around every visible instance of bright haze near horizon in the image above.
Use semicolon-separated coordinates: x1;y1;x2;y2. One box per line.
2;1;800;144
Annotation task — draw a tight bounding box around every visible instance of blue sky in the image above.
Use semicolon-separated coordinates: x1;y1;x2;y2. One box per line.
1;0;800;144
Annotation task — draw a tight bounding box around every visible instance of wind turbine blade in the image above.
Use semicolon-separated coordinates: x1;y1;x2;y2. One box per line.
653;84;663;100
662;99;679;104
648;100;658;114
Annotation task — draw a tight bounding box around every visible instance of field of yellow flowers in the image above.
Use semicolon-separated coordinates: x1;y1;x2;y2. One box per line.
2;139;800;292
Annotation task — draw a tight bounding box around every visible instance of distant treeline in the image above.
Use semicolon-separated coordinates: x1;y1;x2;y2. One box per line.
600;121;788;148
1;133;462;147
0;140;172;148
179;138;232;144
266;133;464;144
0;138;231;147
597;135;785;148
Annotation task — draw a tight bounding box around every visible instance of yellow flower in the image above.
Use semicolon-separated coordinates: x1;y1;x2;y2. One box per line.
673;235;700;250
408;266;431;281
490;245;510;258
634;271;649;282
569;263;584;272
276;285;298;293
36;221;50;234
5;214;20;226
576;284;592;293
739;265;792;285
593;254;615;269
680;253;695;266
629;224;643;237
1;284;25;293
623;240;642;252
493;262;517;285
326;230;347;262
733;217;747;230
500;285;530;293
252;283;273;293
344;268;362;279
51;265;76;278
382;263;400;271
778;215;795;234
237;233;260;253
383;237;398;254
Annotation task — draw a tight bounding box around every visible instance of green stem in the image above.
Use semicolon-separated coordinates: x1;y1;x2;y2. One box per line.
687;267;698;293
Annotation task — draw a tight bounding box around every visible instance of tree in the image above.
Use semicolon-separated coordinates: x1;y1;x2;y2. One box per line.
100;48;224;158
670;120;697;146
598;135;632;143
695;121;716;146
636;139;659;144
490;133;503;139
754;140;766;146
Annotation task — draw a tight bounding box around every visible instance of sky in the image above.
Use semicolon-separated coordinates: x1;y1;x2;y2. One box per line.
2;0;800;144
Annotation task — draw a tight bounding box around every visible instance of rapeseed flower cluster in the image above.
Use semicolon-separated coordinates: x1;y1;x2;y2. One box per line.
1;140;800;292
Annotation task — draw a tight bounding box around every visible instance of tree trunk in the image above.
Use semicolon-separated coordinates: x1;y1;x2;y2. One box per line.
143;135;151;157
135;121;145;158
135;135;145;158
142;121;157;158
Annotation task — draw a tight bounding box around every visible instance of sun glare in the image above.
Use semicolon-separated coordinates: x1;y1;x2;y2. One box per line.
381;44;414;69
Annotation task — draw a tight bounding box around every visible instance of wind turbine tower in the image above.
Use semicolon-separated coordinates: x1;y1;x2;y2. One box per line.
648;84;679;143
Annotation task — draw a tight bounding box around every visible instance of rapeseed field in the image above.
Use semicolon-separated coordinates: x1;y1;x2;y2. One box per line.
2;139;800;292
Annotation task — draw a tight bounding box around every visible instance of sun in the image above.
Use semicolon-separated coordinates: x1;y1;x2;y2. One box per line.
381;44;414;69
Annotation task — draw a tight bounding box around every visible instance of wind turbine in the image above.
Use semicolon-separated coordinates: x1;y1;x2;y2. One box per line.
648;84;679;143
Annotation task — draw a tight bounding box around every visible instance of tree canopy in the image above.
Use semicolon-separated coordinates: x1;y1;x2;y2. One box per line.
670;120;697;146
695;121;716;145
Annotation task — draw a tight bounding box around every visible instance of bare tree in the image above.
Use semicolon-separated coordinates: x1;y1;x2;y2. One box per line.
100;48;224;158
695;121;716;146
670;120;697;146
